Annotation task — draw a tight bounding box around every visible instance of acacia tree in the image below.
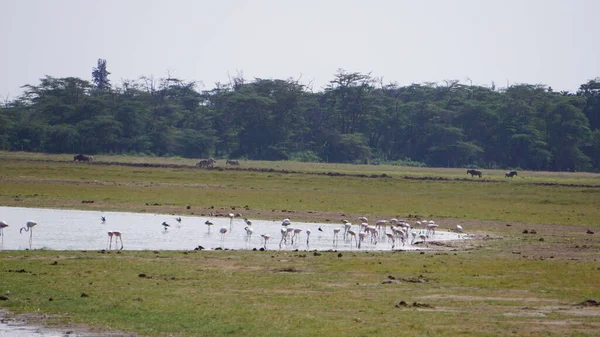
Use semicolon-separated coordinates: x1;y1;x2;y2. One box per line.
92;59;111;91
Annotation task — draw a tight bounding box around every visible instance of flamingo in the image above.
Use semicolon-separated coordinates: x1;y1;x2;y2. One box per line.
333;228;341;246
292;228;303;245
112;231;123;250
456;225;464;233
107;231;114;249
427;221;438;237
305;229;312;246
358;216;368;223
205;220;214;232
0;221;8;246
358;232;367;249
419;231;428;246
281;218;291;227
279;228;288;248
228;213;235;230
219;227;228;248
244;226;254;242
162;221;170;231
386;233;396;250
261;234;271;249
347;229;357;248
19;221;37;249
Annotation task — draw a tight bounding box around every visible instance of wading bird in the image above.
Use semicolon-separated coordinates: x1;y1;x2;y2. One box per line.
101;216;106;223
229;213;235;230
162;221;170;231
244;226;254;242
219;227;228;248
107;231;123;250
0;221;8;246
261;234;271;249
175;217;182;223
305;229;312;246
20;221;37;249
456;225;463;233
205;220;214;232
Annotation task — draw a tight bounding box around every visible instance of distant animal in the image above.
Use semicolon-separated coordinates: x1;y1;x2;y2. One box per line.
175;217;182;223
467;169;482;178
505;170;518;178
74;154;92;162
101;216;106;223
226;159;240;166
162;221;170;230
195;158;217;168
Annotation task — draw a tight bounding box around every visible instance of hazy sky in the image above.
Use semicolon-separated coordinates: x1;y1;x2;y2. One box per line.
1;0;598;100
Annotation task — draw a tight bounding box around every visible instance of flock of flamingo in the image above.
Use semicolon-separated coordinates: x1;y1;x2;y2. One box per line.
0;213;465;251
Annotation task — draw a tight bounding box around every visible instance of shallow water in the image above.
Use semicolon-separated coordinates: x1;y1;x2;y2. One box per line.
0;206;463;251
0;315;72;337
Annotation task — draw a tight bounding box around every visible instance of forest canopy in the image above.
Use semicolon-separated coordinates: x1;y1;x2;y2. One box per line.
1;60;599;172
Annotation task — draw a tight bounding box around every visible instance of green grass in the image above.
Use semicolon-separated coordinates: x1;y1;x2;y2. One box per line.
1;250;599;337
1;153;599;226
1;152;600;336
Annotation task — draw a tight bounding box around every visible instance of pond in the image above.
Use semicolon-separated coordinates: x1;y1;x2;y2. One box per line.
0;206;463;251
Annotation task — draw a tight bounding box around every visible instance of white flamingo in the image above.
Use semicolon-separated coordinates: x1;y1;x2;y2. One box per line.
358;216;368;224
228;213;235;230
456;225;464;233
20;221;37;249
333;228;341;246
0;221;8;247
279;228;288;249
347;229;357;248
281;218;291;226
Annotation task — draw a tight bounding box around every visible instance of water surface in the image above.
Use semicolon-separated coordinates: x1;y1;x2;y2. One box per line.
0;206;462;251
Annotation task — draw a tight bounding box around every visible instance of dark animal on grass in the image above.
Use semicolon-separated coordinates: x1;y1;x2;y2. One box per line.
195;158;216;168
226;159;240;166
74;154;92;162
467;169;482;178
505;170;518;178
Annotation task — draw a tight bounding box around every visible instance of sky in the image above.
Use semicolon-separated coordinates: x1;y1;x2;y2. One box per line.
1;0;598;100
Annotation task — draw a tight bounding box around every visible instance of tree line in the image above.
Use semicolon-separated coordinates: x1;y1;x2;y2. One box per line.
1;59;599;171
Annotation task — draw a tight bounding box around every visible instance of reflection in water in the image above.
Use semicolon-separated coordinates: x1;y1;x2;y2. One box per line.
0;206;464;251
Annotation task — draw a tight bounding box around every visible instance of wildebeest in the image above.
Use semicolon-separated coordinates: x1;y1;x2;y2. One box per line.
74;154;92;162
226;159;240;166
467;169;482;178
195;158;217;168
505;170;518;178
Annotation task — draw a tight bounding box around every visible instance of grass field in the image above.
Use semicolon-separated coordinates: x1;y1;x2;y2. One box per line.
1;151;599;336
